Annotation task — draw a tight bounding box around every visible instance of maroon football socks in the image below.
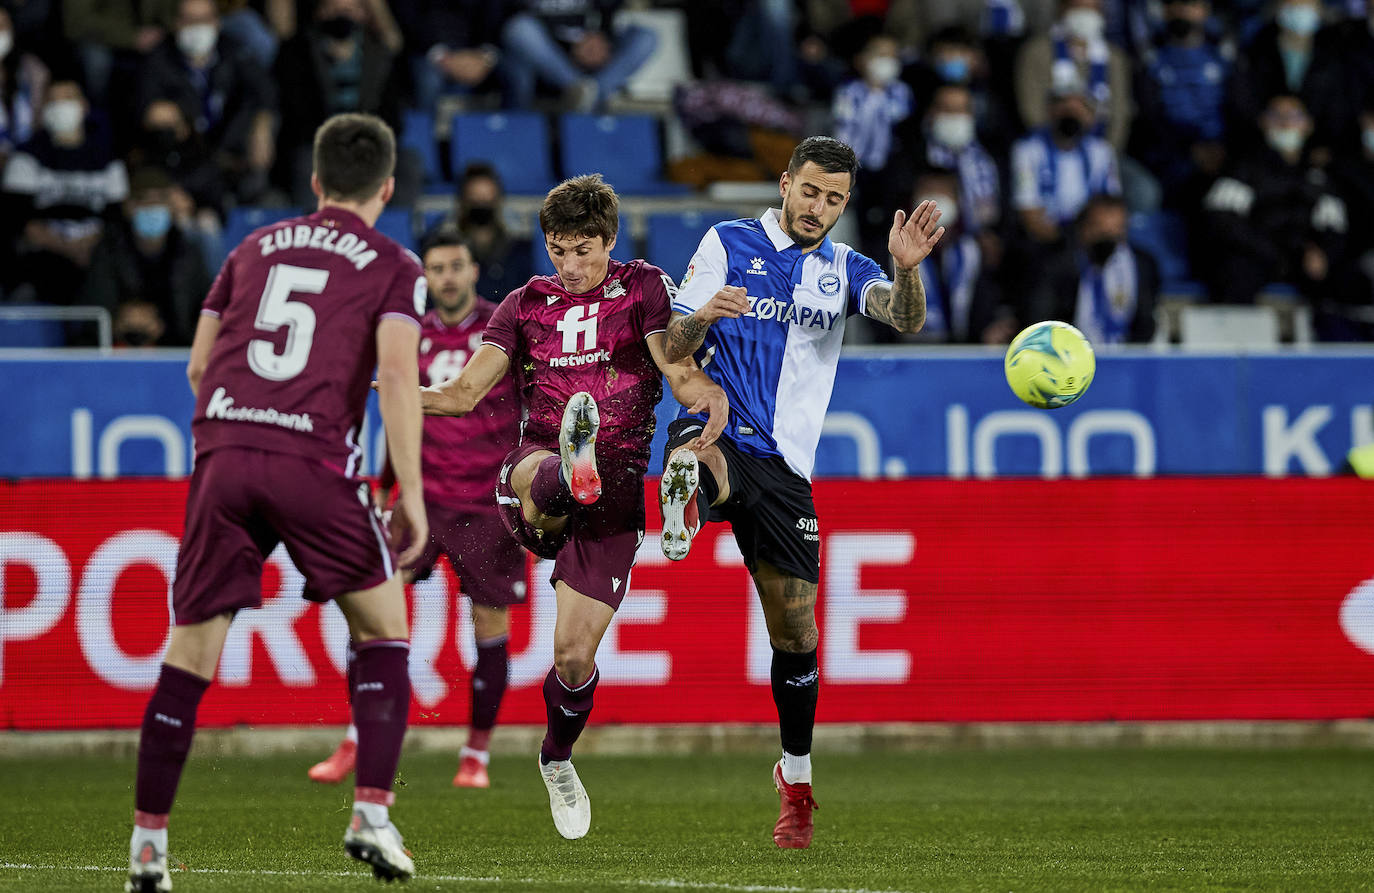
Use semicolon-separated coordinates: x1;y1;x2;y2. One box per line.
540;665;599;763
351;639;411;802
135;664;210;823
530;454;579;517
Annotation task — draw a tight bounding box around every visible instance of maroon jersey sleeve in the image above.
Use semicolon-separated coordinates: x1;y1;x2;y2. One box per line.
377;251;426;328
636;263;673;337
201;244;236;317
482;288;522;355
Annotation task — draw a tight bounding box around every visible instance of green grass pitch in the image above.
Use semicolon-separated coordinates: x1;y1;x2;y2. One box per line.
3;747;1374;892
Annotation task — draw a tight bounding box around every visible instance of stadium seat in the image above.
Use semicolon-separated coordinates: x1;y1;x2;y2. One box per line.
0;307;66;348
400;109;442;186
418;210;450;242
1178;304;1280;348
1127;210;1205;300
450;112;554;195
646;210;736;282
217;206;302;266
530;212;634;277
373;208;417;253
557;114;690;196
613;7;692;102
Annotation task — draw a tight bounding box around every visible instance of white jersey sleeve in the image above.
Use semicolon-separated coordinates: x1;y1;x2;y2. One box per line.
672;225;729;316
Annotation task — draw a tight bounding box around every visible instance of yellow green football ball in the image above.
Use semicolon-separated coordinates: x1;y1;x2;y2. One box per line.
1004;321;1096;409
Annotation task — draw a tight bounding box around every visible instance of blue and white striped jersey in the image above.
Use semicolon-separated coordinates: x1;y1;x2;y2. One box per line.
672;209;890;480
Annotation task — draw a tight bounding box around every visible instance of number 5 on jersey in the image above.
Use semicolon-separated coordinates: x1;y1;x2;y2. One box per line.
248;263;329;381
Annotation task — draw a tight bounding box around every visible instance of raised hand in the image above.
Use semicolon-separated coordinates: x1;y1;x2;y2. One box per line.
889;200;946;271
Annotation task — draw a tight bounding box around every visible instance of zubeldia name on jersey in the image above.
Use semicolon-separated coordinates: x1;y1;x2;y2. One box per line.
256;222;380;271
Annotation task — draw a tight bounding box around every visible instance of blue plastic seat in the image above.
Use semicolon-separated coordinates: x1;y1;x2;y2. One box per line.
450;112;554;195
1128;210;1205;299
0;308;66;347
400;108;441;185
373;208;417;253
530;212;635;277
217;206;303;267
645;210;736;283
557;113;689;196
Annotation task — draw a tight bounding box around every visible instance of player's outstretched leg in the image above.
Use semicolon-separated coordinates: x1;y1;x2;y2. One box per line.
559;391;601;505
659;447;701;560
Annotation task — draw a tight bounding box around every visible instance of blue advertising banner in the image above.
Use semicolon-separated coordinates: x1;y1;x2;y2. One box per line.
3;348;1371;478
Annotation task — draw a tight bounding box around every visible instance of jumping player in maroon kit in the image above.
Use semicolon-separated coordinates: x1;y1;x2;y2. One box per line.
308;225;525;790
410;174;728;839
124;113;426;891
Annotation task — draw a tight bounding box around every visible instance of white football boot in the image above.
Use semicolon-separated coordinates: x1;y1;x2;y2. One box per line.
125;830;171;893
539;758;592;839
344;809;415;882
659;447;701;561
559;391;602;505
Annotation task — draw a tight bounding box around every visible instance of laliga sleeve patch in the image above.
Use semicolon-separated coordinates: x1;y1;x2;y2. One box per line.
413;276;428;315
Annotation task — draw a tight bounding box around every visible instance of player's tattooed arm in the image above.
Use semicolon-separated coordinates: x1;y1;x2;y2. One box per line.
869;199;946;335
864;269;927;335
663;285;751;363
648;331;729;448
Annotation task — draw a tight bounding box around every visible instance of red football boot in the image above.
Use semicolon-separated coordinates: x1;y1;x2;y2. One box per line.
307;738;356;784
772;760;819;849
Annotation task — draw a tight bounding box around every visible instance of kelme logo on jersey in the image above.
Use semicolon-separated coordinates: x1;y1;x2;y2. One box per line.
747;257;768;276
818;273;841;296
743;295;841;330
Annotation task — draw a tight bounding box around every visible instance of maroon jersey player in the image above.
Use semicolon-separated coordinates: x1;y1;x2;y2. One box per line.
308;226;525;791
411;174;728;840
124;114;425;891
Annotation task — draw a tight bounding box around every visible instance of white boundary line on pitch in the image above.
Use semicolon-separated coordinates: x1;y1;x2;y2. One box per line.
0;862;915;893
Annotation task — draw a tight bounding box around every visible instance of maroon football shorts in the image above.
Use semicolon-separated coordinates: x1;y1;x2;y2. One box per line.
172;447;397;624
409;502;527;607
495;443;645;610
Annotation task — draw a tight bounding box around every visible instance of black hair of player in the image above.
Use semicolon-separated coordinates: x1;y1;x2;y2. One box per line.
539;173;619;244
312;113;396;203
787;136;860;181
420;224;475;262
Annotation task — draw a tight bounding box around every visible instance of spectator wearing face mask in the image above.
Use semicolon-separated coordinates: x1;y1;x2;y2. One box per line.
833;33;915;263
79;166;211;346
0;77;128;306
1015;0;1133;151
910;25;1017;156
1010;82;1122;248
904;167;1016;345
921;83;1003;236
140;0;276;203
1201;93;1348;305
451;162;533;302
1132;0;1232;209
127;98;226;225
273;0;411;207
1030;194;1158;344
1229;0;1345;159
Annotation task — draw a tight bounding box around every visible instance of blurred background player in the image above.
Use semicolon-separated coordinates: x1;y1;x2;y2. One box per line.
417;173;727;840
308;224;525;790
659;136;943;850
123;112;426;891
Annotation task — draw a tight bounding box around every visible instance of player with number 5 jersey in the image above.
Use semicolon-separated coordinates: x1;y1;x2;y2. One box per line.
123;113;426;893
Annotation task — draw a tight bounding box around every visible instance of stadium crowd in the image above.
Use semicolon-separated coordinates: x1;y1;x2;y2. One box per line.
1;0;1373;346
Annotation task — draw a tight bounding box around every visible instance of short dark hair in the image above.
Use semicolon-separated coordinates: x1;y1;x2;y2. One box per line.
538;174;619;243
312;113;396;203
787;136;860;180
459;161;503;192
420;224;474;262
